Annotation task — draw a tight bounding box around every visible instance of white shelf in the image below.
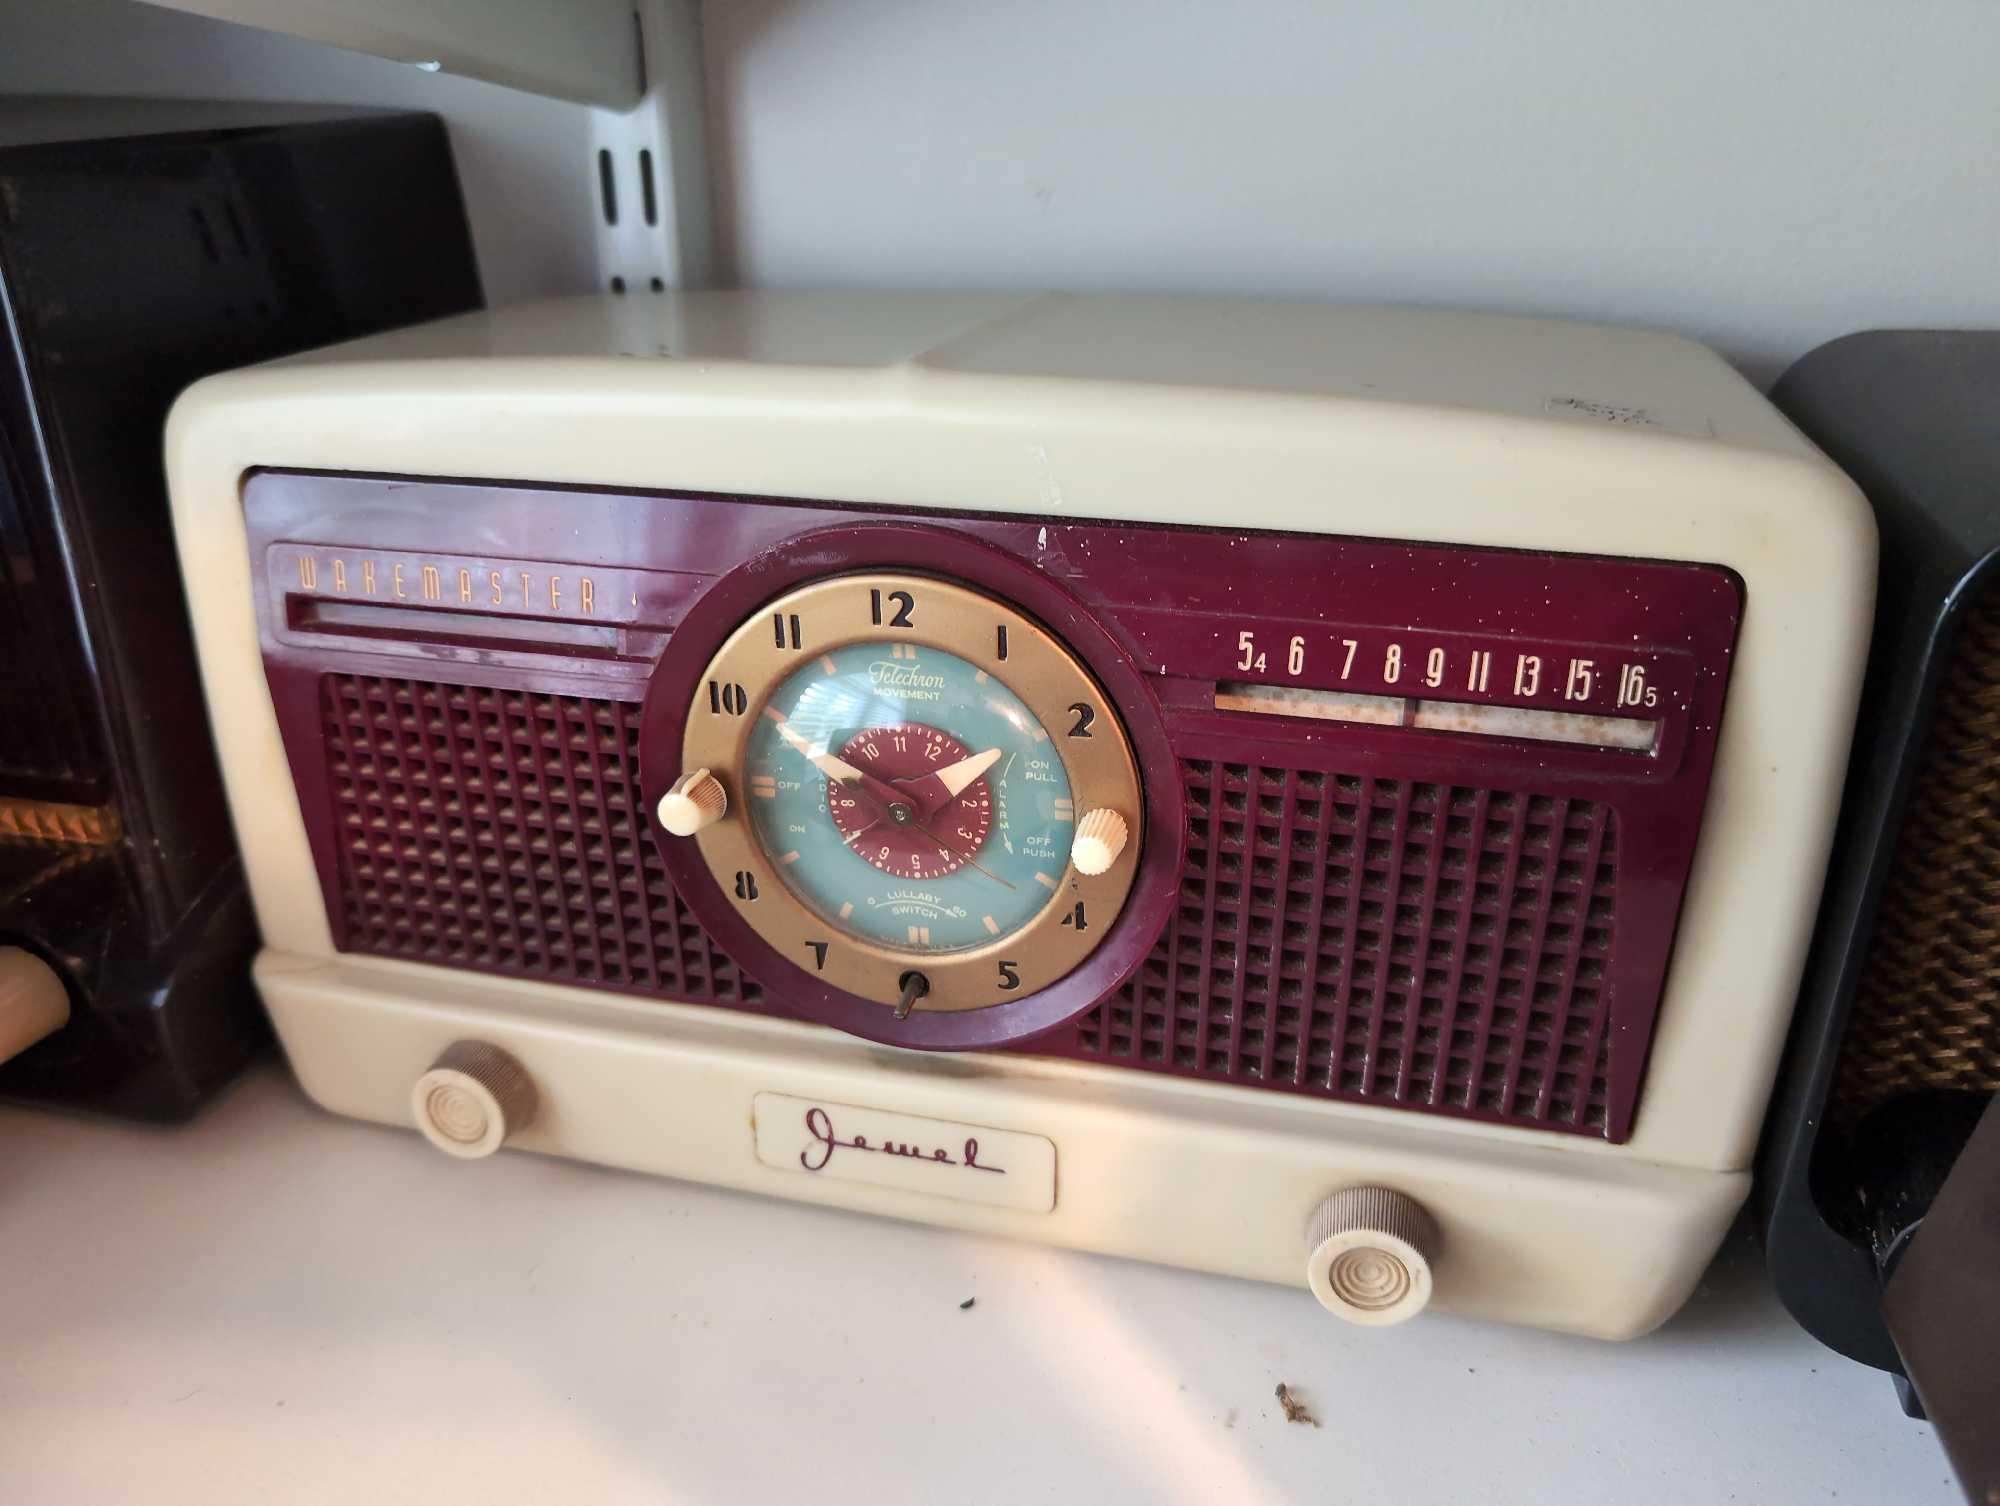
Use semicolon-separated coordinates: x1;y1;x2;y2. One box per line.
0;0;709;297
131;0;645;108
0;1064;1954;1505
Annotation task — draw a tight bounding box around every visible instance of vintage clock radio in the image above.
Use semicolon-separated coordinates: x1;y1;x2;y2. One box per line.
165;293;1872;1337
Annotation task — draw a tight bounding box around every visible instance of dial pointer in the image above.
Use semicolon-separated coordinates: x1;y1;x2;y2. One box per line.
935;746;1002;797
907;814;1016;890
776;722;913;822
897;746;1003;820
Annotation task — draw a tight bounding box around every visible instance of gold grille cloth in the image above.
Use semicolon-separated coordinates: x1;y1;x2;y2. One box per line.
1837;591;2000;1117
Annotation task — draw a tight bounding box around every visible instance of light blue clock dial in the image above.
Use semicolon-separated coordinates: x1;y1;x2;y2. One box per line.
745;641;1075;953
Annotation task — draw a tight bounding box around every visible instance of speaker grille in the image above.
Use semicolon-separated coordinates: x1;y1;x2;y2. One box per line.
318;675;1620;1133
1060;759;1618;1131
1835;588;2000;1118
322;674;763;1007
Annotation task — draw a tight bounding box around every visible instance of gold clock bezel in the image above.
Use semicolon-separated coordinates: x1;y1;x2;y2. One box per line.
678;572;1143;1014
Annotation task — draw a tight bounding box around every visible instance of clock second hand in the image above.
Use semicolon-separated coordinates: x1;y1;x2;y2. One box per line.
895;748;1014;888
909;815;1016;890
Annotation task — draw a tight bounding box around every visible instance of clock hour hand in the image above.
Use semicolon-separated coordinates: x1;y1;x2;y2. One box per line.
896;746;1003;820
776;723;913;824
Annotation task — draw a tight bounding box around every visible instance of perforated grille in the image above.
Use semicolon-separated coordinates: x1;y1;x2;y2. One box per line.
322;674;761;1006
1063;759;1618;1133
317;681;1619;1134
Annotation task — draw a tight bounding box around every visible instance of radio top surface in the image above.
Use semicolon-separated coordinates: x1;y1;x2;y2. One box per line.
163;292;1874;1337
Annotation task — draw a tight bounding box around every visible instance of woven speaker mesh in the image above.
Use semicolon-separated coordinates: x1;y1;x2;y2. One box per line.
323;674;763;1007
1835;589;2000;1118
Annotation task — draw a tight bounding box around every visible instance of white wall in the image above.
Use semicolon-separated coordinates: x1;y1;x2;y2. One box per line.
703;0;1999;385
7;0;1991;387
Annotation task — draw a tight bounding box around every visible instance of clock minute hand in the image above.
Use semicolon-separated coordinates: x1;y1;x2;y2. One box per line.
900;746;1003;819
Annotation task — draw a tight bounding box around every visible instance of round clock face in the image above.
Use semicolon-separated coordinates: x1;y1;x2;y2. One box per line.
668;572;1143;1017
744;643;1074;953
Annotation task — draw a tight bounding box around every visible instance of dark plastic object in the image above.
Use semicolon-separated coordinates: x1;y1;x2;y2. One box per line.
0;107;482;1119
1881;1094;2000;1501
1760;331;2000;1373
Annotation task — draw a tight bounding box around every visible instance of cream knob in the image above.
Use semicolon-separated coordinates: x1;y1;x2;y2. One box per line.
411;1040;538;1159
657;767;727;836
1070;808;1129;876
0;947;69;1066
1304;1187;1439;1326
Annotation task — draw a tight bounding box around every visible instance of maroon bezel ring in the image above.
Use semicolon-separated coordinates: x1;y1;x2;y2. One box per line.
639;522;1187;1050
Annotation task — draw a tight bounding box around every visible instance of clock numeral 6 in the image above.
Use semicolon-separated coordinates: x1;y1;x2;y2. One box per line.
997;959;1021;991
708;680;749;715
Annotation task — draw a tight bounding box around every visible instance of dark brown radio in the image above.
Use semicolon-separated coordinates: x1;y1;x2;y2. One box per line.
0;103;481;1117
1762;329;2000;1500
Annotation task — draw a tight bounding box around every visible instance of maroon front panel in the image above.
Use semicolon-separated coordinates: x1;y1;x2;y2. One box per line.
244;471;1742;1142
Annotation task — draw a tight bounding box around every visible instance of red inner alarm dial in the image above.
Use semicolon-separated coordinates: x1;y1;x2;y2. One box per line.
828;723;996;881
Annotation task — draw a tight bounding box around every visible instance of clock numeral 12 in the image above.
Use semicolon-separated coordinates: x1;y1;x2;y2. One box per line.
870;588;915;628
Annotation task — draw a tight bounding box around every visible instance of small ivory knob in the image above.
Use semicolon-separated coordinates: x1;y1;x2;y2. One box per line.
1304;1187;1440;1326
411;1040;538;1159
1070;808;1129;876
0;947;69;1066
657;767;727;836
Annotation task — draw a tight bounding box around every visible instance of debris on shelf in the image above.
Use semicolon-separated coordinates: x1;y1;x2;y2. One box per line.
1274;1382;1320;1428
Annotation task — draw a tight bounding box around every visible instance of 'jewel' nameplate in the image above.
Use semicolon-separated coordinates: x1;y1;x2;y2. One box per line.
751;1093;1056;1213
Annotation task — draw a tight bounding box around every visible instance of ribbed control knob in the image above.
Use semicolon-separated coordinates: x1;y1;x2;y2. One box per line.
0;947;68;1066
411;1040;538;1159
657;768;727;836
1304;1186;1440;1326
1070;808;1129;876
